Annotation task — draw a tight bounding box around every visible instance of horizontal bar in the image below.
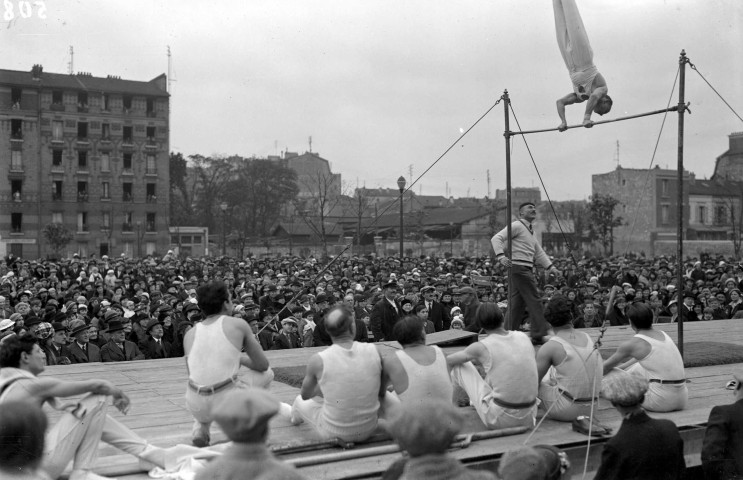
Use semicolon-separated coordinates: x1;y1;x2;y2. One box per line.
509;105;682;136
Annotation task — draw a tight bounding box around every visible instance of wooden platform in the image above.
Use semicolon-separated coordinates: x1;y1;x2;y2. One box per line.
41;320;742;479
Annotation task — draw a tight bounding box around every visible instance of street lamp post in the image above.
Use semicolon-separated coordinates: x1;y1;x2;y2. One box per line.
449;221;454;256
135;221;142;258
220;201;228;256
397;176;406;259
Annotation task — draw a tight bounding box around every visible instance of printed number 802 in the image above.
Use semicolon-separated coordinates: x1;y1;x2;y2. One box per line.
4;0;47;20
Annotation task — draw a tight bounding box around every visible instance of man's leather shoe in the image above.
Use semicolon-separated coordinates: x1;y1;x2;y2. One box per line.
572;416;611;436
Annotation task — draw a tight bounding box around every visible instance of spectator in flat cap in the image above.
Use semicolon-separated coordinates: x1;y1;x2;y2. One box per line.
602;302;687;412
370;280;401;342
420;285;450;331
47;322;71;366
702;371;743;480
271;317;302;350
66;319;101;364
594;371;685;480
384;399;496;480
142;318;172;359
498;444;570;480
101;319;145;362
195;389;307;480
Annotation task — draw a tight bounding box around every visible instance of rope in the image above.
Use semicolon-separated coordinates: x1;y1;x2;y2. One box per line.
507;102;581;271
689;61;743;124
253;96;505;336
620;65;681;255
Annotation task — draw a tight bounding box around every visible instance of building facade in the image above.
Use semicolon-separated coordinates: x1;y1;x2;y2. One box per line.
0;65;170;259
592;165;692;255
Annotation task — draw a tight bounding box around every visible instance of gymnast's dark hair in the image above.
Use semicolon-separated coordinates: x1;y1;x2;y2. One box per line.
196;280;230;316
475;302;504;330
394;315;426;346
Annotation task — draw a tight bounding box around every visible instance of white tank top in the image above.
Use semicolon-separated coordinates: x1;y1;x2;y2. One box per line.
318;342;381;436
395;346;453;404
481;332;538;404
634;331;686;381
548;332;602;400
187;316;241;385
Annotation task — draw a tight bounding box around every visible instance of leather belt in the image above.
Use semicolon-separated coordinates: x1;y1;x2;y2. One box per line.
491;396;537;410
561;390;598;403
187;376;237;396
649;379;686;385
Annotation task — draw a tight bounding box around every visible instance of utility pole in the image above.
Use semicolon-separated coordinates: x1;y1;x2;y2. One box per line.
68;46;74;74
487;169;491;198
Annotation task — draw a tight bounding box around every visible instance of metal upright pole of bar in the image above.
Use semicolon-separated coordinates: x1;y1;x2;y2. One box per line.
677;50;688;360
503;90;513;330
509;105;681;136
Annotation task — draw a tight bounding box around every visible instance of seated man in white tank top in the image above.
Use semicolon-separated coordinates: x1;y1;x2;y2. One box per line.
291;305;387;443
382;315;453;417
602;298;688;412
447;302;539;430
536;296;603;422
184;280;276;447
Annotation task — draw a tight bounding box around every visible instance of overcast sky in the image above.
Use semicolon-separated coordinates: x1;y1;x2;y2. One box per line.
2;0;742;200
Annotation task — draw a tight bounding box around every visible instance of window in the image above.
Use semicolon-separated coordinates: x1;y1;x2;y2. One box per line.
661;179;669;197
78;91;88;105
122;242;132;255
11;213;22;233
102;211;111;229
146;126;156;139
661;204;670;224
52;212;63;224
146;213;156;232
192;235;202;244
11;88;21;106
10;119;22;139
123;95;132;109
77;122;88;140
123;153;133;170
146;183;156;202
146;242;156;255
52;150;63;166
78;151;88;169
146;154;156;174
52;90;63;104
122;182;133;201
101;123;110;139
101;153;110;172
698;205;706;224
102;93;109;111
10;151;22;171
101;182;110;199
123;212;133;232
52;121;63;141
716;206;728;225
123;126;133;143
77;212;88;232
146;98;154;114
53;181;62;200
11;179;22;199
77;181;88;201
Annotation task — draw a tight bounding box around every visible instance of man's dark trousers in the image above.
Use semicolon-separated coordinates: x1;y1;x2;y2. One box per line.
506;265;548;338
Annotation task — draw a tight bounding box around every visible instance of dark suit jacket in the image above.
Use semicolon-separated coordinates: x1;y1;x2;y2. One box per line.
595;411;685;480
370;298;400;342
702;398;743;479
101;339;145;362
421;300;450;332
67;342;101;364
271;331;302;350
142;337;172;359
45;343;71;365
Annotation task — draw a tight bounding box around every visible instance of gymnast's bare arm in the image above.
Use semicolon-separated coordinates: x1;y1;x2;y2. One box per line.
556;92;581;131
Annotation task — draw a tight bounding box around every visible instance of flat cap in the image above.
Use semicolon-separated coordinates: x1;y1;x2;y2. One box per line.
389;399;463;456
213;389;279;442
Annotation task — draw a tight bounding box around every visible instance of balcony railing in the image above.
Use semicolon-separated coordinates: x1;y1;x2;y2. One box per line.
122;223;133;232
77;136;89;144
11;226;23;234
50;103;65;111
122;137;133;145
52;193;62;201
146;222;156;232
77;192;89;202
77;104;89;113
146;194;157;203
10;163;23;172
145;168;157;175
77;225;89;233
12;192;22;202
122;193;133;202
146;111;157;118
10;132;23;141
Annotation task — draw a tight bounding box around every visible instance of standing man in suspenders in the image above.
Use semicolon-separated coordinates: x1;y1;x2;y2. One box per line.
491;202;561;344
184;280;277;447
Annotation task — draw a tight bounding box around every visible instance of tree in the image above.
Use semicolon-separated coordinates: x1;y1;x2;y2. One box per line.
169;152;194;226
300;171;343;258
588;194;624;255
190;155;235;231
43;223;73;259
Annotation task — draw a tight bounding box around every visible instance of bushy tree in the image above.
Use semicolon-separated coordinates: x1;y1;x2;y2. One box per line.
589;194;624;255
43;223;73;258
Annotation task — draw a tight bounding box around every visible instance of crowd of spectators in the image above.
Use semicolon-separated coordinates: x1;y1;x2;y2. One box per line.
1;250;742;362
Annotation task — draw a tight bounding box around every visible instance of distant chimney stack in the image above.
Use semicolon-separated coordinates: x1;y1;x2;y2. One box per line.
31;64;43;80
